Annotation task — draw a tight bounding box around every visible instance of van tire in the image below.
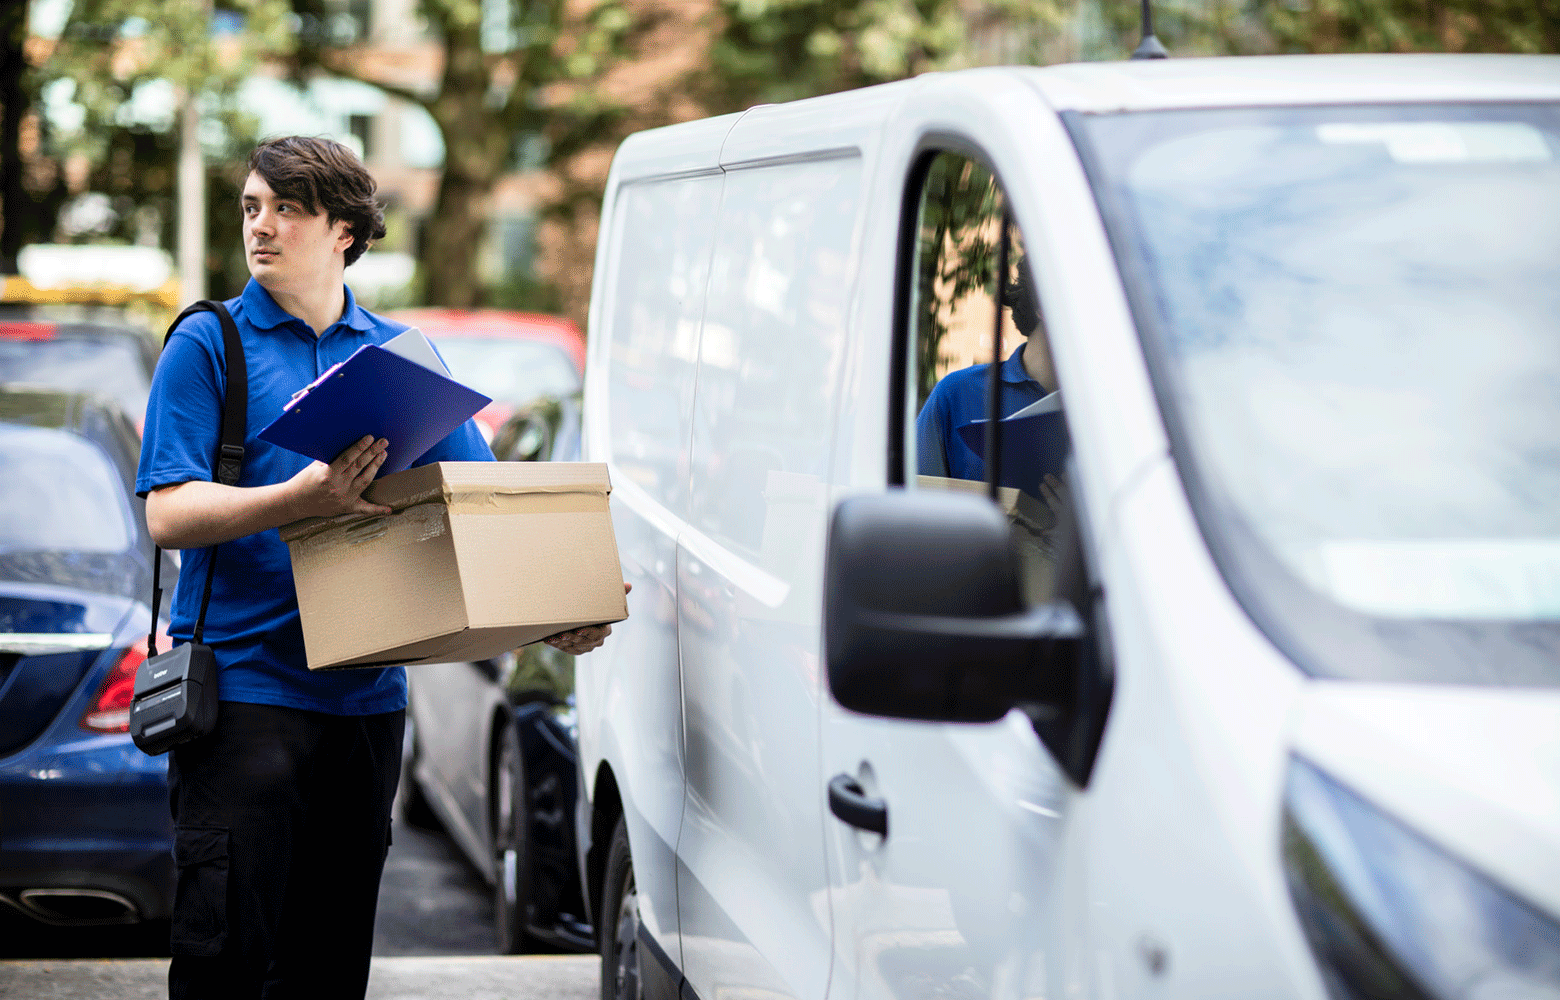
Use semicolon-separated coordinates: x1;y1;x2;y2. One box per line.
600;817;640;1000
493;721;533;954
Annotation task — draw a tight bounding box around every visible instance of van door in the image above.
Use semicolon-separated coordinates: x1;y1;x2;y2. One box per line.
821;151;1077;1000
591;166;727;963
674;150;864;1000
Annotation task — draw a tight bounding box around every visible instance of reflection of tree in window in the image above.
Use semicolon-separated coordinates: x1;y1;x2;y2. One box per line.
913;155;1007;413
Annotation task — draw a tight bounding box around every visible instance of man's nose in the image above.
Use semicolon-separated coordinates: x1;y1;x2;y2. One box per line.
250;208;276;235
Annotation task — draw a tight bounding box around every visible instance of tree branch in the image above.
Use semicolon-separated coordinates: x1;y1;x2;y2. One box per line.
315;49;434;111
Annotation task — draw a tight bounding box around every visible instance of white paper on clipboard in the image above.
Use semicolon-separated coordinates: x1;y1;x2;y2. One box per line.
380;327;451;376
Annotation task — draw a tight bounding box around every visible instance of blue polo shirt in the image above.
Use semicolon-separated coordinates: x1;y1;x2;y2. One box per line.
915;342;1062;495
136;280;494;715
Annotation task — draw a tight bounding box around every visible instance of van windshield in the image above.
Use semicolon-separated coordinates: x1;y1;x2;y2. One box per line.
1071;102;1560;687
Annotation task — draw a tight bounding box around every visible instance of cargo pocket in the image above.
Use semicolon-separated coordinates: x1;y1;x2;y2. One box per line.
171;825;229;957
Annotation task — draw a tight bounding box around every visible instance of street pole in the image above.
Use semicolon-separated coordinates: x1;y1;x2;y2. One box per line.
177;90;206;302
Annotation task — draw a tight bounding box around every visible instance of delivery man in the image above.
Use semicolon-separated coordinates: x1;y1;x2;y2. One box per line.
138;136;617;999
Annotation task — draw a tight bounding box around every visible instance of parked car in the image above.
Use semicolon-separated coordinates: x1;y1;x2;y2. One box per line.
402;644;593;954
401;398;594;954
0;309;158;435
574;55;1560;1000
385;309;585;442
0;385;175;929
490;394;583;464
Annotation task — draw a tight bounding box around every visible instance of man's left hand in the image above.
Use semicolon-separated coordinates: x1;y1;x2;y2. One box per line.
544;583;632;655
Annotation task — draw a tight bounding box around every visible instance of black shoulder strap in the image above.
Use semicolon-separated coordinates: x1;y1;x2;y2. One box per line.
149;300;247;653
167;300;247;487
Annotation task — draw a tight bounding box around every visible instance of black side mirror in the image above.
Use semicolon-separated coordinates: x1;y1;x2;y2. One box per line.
824;490;1081;724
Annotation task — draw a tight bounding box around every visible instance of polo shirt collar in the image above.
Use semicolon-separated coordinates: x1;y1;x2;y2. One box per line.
338;285;375;332
1001;342;1035;385
240;279;294;331
239;279;376;335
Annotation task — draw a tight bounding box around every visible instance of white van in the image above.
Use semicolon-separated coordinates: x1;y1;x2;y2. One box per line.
573;55;1560;1000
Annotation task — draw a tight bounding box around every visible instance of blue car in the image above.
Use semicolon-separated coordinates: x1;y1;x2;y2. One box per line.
0;385;174;928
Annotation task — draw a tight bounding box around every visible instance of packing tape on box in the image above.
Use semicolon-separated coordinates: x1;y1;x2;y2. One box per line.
443;490;607;516
285;490;607;557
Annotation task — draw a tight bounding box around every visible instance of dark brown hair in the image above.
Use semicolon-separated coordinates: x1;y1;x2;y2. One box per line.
247;136;387;266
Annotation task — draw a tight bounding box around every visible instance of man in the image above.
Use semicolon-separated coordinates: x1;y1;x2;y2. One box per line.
915;264;1067;507
138;136;615;999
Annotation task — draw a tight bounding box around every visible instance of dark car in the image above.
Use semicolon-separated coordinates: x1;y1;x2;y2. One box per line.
402;390;593;954
0;309;159;434
403;644;591;954
0;385;174;928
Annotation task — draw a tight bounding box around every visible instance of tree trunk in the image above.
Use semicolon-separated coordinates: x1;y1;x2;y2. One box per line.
420;166;494;307
417;10;516;308
0;1;29;274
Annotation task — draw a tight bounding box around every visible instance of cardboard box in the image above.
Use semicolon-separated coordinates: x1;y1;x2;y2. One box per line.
280;462;628;670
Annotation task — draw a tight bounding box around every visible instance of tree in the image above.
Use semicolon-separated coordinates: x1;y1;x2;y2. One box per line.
291;0;646;308
37;0;293;293
1258;0;1558;54
1;0;70;272
699;0;1074;112
1;0;30;273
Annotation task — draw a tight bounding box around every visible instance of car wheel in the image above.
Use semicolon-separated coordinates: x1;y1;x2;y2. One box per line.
400;717;443;832
600;817;641;1000
493;721;533;954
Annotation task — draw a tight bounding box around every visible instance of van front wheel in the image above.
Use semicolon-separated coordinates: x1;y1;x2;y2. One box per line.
600;817;641;1000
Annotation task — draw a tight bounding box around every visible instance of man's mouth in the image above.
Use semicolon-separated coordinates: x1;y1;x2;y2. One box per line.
252;247;278;259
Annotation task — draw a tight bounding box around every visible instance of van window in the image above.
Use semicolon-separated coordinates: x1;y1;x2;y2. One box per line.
907;152;1070;605
688;157;861;564
606;175;724;517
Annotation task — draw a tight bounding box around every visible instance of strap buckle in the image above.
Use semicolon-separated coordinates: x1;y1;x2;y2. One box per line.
217;443;245;486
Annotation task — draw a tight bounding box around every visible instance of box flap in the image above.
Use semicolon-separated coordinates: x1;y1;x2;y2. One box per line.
281;461;612;543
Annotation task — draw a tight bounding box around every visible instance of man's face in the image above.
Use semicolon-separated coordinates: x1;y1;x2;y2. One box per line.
241;171;353;293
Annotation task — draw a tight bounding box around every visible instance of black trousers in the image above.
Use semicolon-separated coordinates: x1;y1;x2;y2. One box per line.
166;701;405;1000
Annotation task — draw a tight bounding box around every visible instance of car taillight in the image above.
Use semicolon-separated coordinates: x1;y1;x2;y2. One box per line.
81;638;150;733
0;321;57;340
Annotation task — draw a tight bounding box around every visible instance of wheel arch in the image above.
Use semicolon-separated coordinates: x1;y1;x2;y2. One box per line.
585;761;623;935
486;703;516;853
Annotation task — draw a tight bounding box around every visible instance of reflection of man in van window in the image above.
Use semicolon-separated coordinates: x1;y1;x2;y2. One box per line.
915;266;1066;505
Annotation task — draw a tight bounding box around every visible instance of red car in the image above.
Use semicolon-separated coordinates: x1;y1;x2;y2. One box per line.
385;309;585;442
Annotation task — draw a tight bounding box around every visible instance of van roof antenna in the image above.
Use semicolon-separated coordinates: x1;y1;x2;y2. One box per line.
1131;0;1168;59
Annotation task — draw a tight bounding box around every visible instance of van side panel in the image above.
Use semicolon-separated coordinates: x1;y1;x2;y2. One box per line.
607;172;724;521
588;172;726;958
675;154;864;1000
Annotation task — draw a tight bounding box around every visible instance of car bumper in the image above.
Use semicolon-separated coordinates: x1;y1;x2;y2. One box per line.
0;734;173;923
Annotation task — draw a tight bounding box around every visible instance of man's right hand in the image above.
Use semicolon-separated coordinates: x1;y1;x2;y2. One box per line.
287;435;393;520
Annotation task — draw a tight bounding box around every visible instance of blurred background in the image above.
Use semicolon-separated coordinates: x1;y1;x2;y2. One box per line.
3;0;1555;327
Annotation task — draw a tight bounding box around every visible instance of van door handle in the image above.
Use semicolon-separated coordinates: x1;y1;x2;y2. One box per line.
828;773;888;837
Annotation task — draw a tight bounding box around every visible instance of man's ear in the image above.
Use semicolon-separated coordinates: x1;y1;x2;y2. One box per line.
334;221;355;254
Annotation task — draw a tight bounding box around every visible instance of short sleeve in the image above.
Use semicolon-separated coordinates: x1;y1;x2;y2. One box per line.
915;385;952;480
136;317;226;497
414;418;496;466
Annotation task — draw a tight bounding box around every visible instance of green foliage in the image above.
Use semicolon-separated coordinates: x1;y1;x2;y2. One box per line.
31;2;294;282
1256;0;1558;54
49;0;294;118
1083;0;1558;59
702;0;964;108
287;0;642;307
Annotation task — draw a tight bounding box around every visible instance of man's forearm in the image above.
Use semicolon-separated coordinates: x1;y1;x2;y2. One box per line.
146;479;304;550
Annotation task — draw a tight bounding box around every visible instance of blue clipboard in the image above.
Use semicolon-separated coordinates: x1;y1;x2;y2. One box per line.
956;395;1069;498
258;344;491;475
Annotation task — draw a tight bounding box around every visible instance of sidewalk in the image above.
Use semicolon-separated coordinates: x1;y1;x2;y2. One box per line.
0;954;597;999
